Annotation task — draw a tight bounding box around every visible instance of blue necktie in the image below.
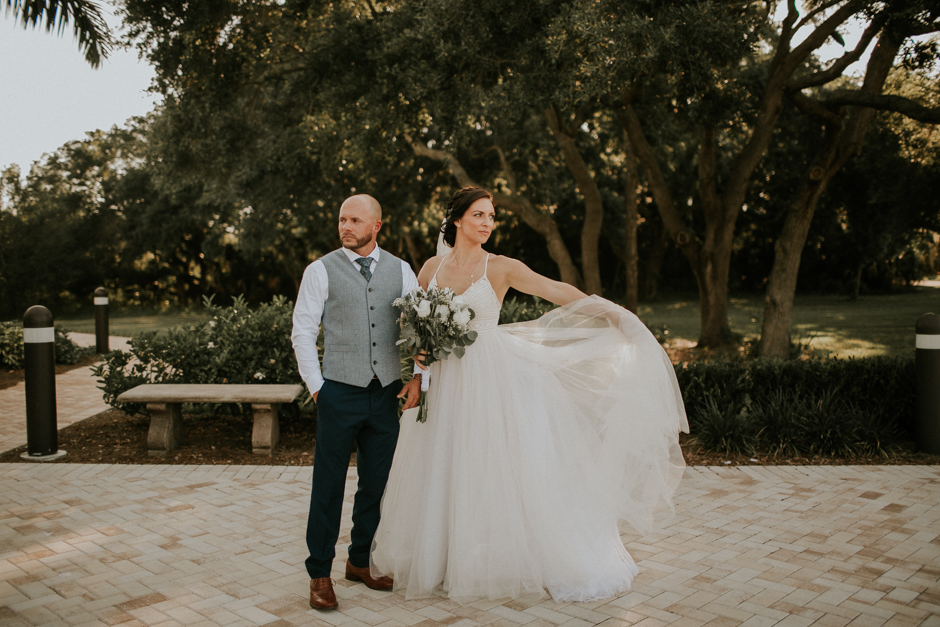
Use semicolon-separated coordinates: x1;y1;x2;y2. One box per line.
356;257;372;282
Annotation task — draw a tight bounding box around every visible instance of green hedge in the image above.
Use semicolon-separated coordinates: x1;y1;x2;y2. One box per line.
0;321;93;369
676;356;915;457
93;295;916;457
94;295;305;414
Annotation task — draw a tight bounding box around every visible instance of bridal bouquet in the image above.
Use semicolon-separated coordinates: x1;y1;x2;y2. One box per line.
393;286;477;422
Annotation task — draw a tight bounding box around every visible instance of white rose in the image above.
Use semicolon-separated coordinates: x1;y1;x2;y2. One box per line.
454;309;471;326
415;300;432;318
435;304;450;319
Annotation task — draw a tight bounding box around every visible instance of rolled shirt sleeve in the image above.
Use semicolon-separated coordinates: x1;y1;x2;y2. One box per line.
292;261;328;394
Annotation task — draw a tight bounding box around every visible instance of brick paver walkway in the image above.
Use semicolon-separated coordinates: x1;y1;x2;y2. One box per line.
0;334;129;454
1;464;938;626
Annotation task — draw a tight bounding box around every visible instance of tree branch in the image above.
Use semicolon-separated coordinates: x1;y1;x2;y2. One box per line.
785;0;865;75
793;0;850;32
787;91;843;124
787;18;881;91
405;134;476;187
778;0;800;50
825;90;940;124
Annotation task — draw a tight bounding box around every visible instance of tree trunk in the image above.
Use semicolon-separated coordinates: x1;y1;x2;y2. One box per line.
643;223;669;301
617;106;705;292
402;230;427;273
623;133;640;312
695;126;737;347
757;35;901;358
851;262;863;300
757;158;837;358
543;107;604;295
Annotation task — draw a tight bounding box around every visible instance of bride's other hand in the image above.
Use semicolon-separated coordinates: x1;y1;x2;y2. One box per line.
496;256;587;307
415;350;429;370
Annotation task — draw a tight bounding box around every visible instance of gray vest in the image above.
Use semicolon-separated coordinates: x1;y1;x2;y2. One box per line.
321;248;403;388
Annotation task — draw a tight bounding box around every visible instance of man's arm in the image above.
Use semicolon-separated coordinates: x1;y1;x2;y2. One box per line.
292;262;328;401
400;260;430;391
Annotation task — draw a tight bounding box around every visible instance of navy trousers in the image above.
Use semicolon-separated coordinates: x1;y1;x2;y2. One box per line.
305;377;402;578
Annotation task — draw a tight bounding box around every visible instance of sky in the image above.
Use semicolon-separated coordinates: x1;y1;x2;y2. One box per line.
0;3;871;178
0;3;160;175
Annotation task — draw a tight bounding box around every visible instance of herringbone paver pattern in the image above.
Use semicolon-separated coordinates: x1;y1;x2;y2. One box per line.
1;464;938;626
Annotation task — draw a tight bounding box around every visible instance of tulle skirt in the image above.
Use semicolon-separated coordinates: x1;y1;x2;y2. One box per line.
371;296;689;603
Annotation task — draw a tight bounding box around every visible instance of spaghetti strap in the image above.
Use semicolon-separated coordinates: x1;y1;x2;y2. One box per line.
431;255;448;283
482;253;490;278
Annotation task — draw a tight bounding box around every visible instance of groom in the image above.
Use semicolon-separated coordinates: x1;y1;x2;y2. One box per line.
292;194;423;610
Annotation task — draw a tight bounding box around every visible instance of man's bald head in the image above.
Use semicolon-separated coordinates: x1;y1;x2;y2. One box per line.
340;194;382;221
338;194;383;255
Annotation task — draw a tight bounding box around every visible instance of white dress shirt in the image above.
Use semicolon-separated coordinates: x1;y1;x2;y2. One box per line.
292;245;426;393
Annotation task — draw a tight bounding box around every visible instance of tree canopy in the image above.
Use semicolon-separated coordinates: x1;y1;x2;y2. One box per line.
3;0;939;358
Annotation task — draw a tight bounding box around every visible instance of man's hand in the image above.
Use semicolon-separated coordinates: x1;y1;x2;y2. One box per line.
397;375;422;410
312;391;319;404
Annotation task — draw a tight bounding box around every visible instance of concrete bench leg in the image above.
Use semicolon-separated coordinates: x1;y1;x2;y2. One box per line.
251;403;280;455
147;402;182;457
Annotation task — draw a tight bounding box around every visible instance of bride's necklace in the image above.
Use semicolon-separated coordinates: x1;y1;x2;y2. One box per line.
451;251;486;281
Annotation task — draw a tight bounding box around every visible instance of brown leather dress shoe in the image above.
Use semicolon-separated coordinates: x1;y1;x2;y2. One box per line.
309;577;338;610
345;560;394;590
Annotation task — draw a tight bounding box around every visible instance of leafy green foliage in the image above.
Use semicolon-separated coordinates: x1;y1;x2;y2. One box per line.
498;296;556;325
93;295;305;413
0;322;93;369
678;357;914;457
5;0;113;68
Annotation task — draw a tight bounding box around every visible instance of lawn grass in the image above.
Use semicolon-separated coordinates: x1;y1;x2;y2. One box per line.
50;285;938;358
635;284;939;358
56;311;209;338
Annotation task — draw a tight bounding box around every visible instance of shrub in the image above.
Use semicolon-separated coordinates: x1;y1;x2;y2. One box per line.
694;393;756;455
676;356;914;457
499;296;556;325
94;295;306;413
0;321;93;369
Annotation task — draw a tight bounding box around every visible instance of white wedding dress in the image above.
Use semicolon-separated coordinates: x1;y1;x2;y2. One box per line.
371;255;689;603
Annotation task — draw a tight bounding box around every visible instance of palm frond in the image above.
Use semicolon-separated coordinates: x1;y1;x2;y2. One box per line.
5;0;113;68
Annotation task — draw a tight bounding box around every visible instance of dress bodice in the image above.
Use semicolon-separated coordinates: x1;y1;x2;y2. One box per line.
429;255;501;336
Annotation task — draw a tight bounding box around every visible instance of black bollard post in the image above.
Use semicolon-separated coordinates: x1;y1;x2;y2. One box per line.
94;287;109;353
915;313;940;455
22;306;66;461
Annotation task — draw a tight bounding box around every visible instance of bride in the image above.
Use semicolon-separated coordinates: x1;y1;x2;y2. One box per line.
371;186;689;603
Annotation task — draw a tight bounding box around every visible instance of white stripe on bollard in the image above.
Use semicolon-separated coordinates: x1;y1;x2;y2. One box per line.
23;327;55;343
94;297;109;305
916;334;940;350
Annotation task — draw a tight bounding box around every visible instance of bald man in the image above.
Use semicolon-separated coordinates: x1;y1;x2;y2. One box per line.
292;194;423;610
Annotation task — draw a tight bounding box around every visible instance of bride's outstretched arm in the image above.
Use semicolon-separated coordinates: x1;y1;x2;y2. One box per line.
501;257;587;306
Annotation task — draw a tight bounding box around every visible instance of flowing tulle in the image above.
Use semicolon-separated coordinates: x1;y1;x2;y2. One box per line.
371;278;688;603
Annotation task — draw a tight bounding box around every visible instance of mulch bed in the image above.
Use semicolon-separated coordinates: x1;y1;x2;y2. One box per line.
2;339;937;466
2;408;938;466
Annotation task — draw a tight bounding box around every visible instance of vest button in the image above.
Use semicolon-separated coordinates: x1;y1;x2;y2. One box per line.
373;342;376;347
370;306;375;310
368;288;373;292
373;360;378;365
371;323;375;328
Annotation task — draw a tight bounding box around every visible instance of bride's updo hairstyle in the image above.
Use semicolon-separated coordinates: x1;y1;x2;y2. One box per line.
440;186;494;248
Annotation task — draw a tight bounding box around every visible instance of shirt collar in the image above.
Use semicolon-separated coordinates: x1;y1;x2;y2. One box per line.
341;245;380;264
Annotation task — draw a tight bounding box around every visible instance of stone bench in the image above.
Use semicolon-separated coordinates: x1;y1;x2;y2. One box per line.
116;384;304;457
